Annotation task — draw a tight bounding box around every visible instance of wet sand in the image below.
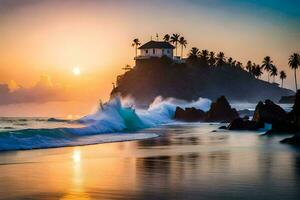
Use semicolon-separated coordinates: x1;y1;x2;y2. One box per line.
0;123;300;200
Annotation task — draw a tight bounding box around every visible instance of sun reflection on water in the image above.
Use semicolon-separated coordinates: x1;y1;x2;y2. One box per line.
61;148;91;200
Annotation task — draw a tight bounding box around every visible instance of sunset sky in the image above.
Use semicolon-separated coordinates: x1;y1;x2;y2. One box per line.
0;0;299;117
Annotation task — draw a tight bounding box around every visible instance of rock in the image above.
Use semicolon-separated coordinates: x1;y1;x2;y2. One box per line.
279;95;296;104
253;100;288;123
174;106;205;122
280;134;300;145
227;118;264;130
219;126;227;129
280;91;300;144
290;90;300;129
205;96;239;122
252;99;291;131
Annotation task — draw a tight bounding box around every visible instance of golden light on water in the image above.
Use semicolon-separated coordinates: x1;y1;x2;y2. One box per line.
61;148;91;200
72;149;81;163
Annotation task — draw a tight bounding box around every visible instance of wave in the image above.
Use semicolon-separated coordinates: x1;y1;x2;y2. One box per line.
0;96;211;151
0;128;158;151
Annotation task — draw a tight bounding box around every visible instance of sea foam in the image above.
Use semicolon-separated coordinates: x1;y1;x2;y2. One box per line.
0;96;211;150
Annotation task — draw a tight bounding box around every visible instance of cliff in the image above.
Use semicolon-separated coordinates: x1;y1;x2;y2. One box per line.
111;57;294;105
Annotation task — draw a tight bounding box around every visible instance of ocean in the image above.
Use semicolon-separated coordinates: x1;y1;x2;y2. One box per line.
0;98;299;199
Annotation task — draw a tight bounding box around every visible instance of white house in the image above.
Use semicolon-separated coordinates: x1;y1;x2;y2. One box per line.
135;40;175;60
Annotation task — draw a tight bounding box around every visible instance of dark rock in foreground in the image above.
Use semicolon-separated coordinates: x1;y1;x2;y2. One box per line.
174;96;239;122
253;100;288;124
253;99;293;132
174;107;205;122
279;95;295;104
228;118;264;130
205;96;239;122
290;90;300;129
219;126;227;129
281;90;300;145
281;134;300;145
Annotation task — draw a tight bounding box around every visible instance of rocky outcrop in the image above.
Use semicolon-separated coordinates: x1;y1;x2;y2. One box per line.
205;96;239;122
227;117;264;130
290;90;300;129
112;57;294;105
281;90;300;144
281;134;300;145
279;95;295;104
252;99;293;132
174;96;239;122
174;107;205;122
226;99;293;132
253;100;288;123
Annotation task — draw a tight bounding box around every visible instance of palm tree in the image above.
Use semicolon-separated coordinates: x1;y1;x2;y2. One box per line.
170;33;180;56
200;49;209;64
232;60;237;67
163;34;170;42
179;37;187;59
270;65;278;82
227;57;233;66
279;70;287;88
261;56;274;82
246;61;252;73
187;47;200;65
288;53;300;91
188;47;200;58
132;38;141;57
236;61;243;69
253;65;263;79
208;51;216;67
250;63;256;75
216;52;226;67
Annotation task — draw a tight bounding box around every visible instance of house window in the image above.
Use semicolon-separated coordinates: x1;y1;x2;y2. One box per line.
153;49;155;54
167;50;170;54
145;50;148;54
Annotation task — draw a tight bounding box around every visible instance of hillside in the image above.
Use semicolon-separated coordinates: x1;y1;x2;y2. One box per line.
111;57;294;105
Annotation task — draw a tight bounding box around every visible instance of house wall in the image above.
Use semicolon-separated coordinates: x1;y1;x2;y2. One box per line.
140;48;173;58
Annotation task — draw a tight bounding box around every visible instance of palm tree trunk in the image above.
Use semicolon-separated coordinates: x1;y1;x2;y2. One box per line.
268;73;270;82
175;42;178;57
135;46;137;57
295;68;298;91
281;79;283;88
181;45;183;59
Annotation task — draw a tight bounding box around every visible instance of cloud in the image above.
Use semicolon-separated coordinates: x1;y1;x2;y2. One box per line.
0;75;74;105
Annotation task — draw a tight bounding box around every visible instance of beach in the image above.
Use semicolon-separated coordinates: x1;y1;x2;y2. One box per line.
1;123;300;200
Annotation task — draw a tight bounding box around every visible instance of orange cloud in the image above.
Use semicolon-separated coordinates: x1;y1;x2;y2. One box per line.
0;75;77;105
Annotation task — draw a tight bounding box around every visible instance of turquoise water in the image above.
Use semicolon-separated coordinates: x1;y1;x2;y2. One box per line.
0;97;211;150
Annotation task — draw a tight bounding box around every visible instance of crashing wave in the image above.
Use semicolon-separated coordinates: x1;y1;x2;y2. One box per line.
0;96;211;150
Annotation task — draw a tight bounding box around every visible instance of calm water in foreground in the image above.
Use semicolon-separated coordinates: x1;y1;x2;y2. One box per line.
0;123;300;200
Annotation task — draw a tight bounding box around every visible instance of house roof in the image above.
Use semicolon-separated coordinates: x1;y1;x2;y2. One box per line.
138;41;175;49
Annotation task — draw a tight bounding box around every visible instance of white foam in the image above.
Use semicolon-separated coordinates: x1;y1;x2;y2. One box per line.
0;96;211;150
76;96;212;134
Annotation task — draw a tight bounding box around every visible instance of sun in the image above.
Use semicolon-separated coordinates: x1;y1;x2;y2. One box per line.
72;67;81;76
